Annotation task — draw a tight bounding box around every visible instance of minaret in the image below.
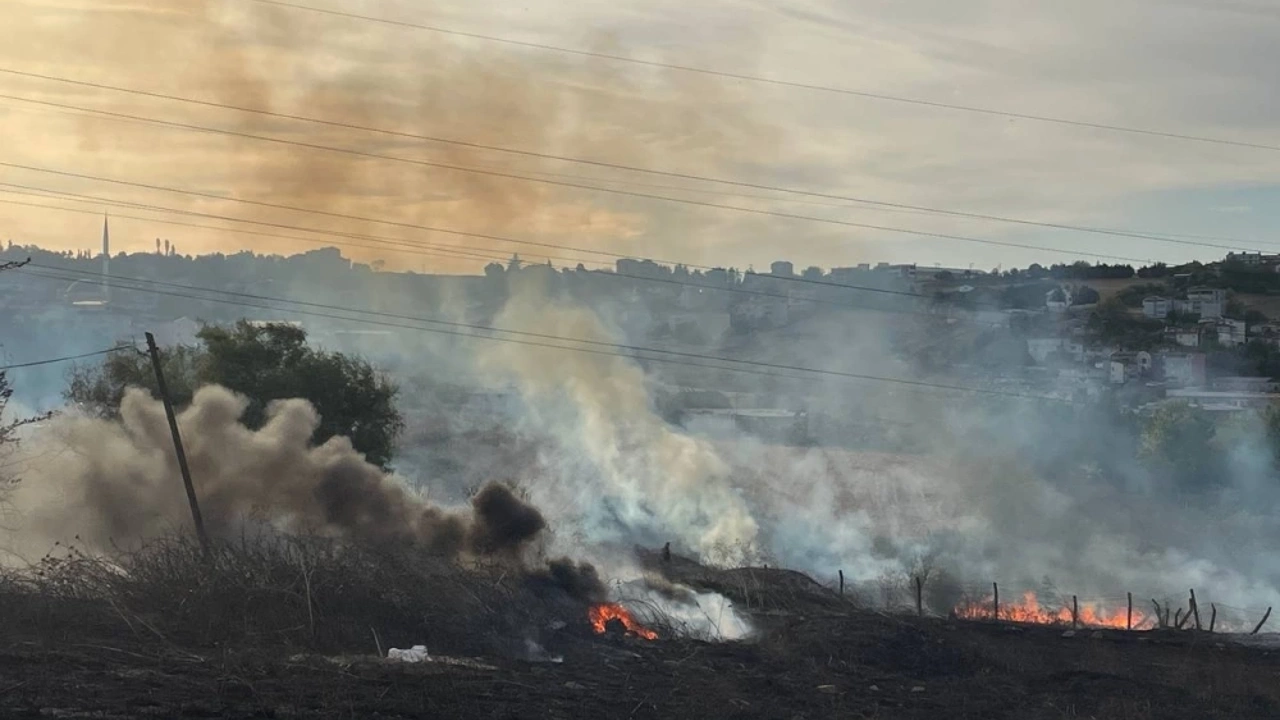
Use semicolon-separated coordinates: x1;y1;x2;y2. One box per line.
101;212;110;303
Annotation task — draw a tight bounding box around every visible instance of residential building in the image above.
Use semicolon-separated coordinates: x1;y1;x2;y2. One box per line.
1226;251;1264;266
1165;326;1202;348
1142;296;1172;319
1182;287;1227;320
1216;318;1247;347
1187;288;1227;304
770;261;795;277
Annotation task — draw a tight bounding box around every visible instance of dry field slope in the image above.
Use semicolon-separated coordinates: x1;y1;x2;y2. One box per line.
3;549;1280;720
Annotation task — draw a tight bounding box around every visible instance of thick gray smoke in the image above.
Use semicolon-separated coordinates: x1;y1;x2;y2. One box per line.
452;283;1280;620
1;385;546;563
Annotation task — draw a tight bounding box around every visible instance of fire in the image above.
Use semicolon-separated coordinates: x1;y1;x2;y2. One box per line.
955;591;1148;630
589;603;658;640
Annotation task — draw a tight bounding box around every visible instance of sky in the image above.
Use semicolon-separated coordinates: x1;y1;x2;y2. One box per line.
1;0;1278;274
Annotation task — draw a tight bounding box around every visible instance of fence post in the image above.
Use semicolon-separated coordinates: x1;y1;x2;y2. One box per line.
1209;603;1217;633
838;569;844;597
1253;607;1272;635
1127;592;1133;631
992;582;999;621
915;576;924;617
1190;589;1201;631
1072;595;1079;629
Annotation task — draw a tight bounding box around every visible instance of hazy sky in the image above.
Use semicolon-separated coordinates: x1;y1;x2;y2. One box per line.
1;0;1278;273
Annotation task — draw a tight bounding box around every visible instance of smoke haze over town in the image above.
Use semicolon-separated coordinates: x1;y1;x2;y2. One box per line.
3;2;1280;717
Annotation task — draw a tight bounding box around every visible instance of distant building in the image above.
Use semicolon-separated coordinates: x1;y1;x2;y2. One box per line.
770;261;795;277
1226;251;1264;266
1182;287;1227;319
1142;296;1171;319
1216;318;1247;347
1165;326;1202;348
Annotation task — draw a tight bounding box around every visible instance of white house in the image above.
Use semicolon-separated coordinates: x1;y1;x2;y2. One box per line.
1143;297;1172;319
1216;318;1247;347
1187;287;1228;305
1165;326;1202;348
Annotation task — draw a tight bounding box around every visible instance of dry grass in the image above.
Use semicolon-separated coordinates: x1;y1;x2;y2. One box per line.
0;533;581;658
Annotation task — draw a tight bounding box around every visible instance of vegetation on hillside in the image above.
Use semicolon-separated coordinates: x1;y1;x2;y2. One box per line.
65;321;403;468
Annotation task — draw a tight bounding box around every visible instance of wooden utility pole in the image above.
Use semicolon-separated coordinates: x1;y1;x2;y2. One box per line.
145;332;209;553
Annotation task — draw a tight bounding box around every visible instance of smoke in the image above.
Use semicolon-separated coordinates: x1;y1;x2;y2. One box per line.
1;385;545;562
419;278;1280;620
473;284;759;564
11;0;778;268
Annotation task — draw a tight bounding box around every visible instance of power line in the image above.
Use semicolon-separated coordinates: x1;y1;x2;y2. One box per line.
0;345;136;371
245;0;1280;154
0;91;944;219
0;99;1169;263
0;176;1012;310
0;182;1014;320
0;67;1264;251
0;188;598;269
19;263;1068;403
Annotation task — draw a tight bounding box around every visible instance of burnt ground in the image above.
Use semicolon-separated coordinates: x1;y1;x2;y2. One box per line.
3;546;1280;719
3;613;1280;719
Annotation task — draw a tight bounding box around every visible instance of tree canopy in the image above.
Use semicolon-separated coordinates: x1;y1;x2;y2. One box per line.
65;321;403;468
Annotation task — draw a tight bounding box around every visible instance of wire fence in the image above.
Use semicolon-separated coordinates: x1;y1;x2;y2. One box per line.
847;577;1276;634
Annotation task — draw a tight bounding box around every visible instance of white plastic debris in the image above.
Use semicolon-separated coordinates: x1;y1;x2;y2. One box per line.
387;645;430;663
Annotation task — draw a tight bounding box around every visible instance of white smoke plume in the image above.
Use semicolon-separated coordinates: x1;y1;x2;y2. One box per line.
475;285;760;564
448;282;1280;620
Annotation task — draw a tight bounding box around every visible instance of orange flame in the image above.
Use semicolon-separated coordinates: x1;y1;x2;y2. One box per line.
589;603;658;640
955;591;1148;630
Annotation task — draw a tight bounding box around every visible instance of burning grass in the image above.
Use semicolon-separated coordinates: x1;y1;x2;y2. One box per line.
588;602;658;640
954;591;1154;630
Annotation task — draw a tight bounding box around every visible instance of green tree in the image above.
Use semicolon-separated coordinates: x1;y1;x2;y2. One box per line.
65;321;403;468
1140;401;1218;486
